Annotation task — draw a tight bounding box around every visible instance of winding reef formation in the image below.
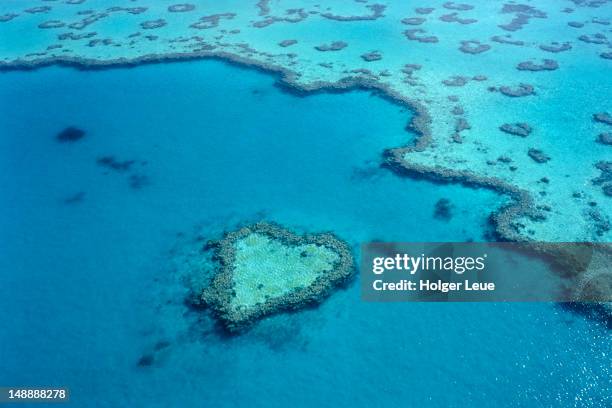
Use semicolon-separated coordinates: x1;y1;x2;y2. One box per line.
201;222;354;332
0;0;610;245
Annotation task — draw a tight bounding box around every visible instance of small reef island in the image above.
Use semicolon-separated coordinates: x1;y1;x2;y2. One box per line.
201;222;354;332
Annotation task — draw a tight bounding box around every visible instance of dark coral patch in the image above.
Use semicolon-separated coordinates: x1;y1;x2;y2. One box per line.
39;20;65;29
63;192;85;205
129;174;150;190
451;106;465;115
539;42;572;53
578;33;607;44
500;123;532;137
459;40;491;54
278;39;297;47
0;13;19;23
440;12;477;24
455;118;471;132
597;133;612;145
443;2;474;11
315;41;348;51
141;19;167;30
58;31;96;40
320;4;385;21
592;17;610;25
593;112;612;125
361;51;382;61
517;59;559;71
87;38;113;47
56;126;85;142
499;4;546;32
434;198;454;221
528;148;551;163
404;29;438;43
415;7;435;14
491;35;524;46
442;76;469;86
191;13;236;29
168;4;196;13
96;156;136;172
401;17;426;25
499;83;534;97
137;354;155;367
592;162;612;197
25;6;52;14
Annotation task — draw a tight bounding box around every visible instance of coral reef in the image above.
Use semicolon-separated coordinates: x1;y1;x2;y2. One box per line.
201;222;354;332
528;148;551;163
320;4;385;21
539;42;572;53
168;4;196;13
459;40;491;54
497;83;535;97
593;112;612;125
500;123;532;137
315;41;348;51
440;13;477;25
404;29;439;43
517;59;559;71
96;156;136;172
434;198;454;220
56;126;85;142
278;39;297;47
597;133;612;145
141;19;167;30
361;51;382;62
401;17;426;26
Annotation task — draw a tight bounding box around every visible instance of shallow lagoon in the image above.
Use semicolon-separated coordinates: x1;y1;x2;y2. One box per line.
0;60;609;407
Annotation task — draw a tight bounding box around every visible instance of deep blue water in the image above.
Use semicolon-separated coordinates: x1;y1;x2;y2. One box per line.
0;60;609;407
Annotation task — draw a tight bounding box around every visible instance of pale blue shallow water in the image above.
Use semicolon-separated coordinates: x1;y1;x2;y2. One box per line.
0;60;609;407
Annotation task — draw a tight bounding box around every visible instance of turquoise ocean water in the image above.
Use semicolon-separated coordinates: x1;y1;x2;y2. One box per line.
0;60;609;407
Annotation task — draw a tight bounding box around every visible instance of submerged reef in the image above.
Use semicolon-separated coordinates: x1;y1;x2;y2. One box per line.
415;7;435;15
459;40;491;54
201;222;354;332
433;198;454;221
62;191;85;205
491;35;524;46
500;123;532;137
440;13;477;25
141;19;167;30
315;41;348;52
499;4;547;32
517;59;559;71
539;42;572;53
598;133;612;145
499;83;535;97
168;4;196;13
56;126;85;142
279;39;297;47
401;17;426;26
320;4;385;21
592;161;612;197
593;112;612;125
528;148;551;164
404;29;439;43
361;51;382;62
96;156;135;172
